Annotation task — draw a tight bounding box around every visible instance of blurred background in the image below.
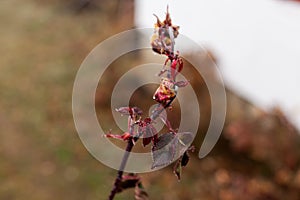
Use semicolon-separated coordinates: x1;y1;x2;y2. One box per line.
136;0;300;130
1;0;300;200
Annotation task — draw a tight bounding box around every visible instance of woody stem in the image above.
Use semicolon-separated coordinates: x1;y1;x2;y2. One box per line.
108;138;134;200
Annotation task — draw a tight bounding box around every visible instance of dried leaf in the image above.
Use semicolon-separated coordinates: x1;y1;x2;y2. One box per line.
173;159;182;181
153;132;175;149
153;78;177;106
142;137;152;147
135;183;149;200
151;132;194;169
151;133;176;169
175;132;194;156
117;174;140;193
173;146;194;181
181;151;190;167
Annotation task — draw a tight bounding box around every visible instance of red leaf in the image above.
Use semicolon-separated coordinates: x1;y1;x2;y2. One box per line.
143;137;152;147
105;132;131;141
121;132;132;140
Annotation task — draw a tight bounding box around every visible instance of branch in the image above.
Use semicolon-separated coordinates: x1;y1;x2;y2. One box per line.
108;7;180;199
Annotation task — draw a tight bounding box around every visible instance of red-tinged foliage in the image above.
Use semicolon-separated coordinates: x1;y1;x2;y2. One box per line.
160;52;184;80
134;182;149;200
108;7;193;199
151;133;176;169
116;174;140;193
115;106;143;119
105;132;132;141
153;78;177;107
181;146;195;167
173;158;182;181
138;118;158;147
114;173;149;200
173;146;195;181
151;6;179;55
170;53;184;80
151;132;194;169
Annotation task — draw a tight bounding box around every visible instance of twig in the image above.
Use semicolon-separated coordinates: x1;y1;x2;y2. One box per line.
108;138;134;200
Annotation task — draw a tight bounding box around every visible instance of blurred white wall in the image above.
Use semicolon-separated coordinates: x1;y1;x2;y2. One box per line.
135;0;300;130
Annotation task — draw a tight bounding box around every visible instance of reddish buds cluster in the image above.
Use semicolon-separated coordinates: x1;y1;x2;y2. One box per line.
151;7;180;55
153;78;177;107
